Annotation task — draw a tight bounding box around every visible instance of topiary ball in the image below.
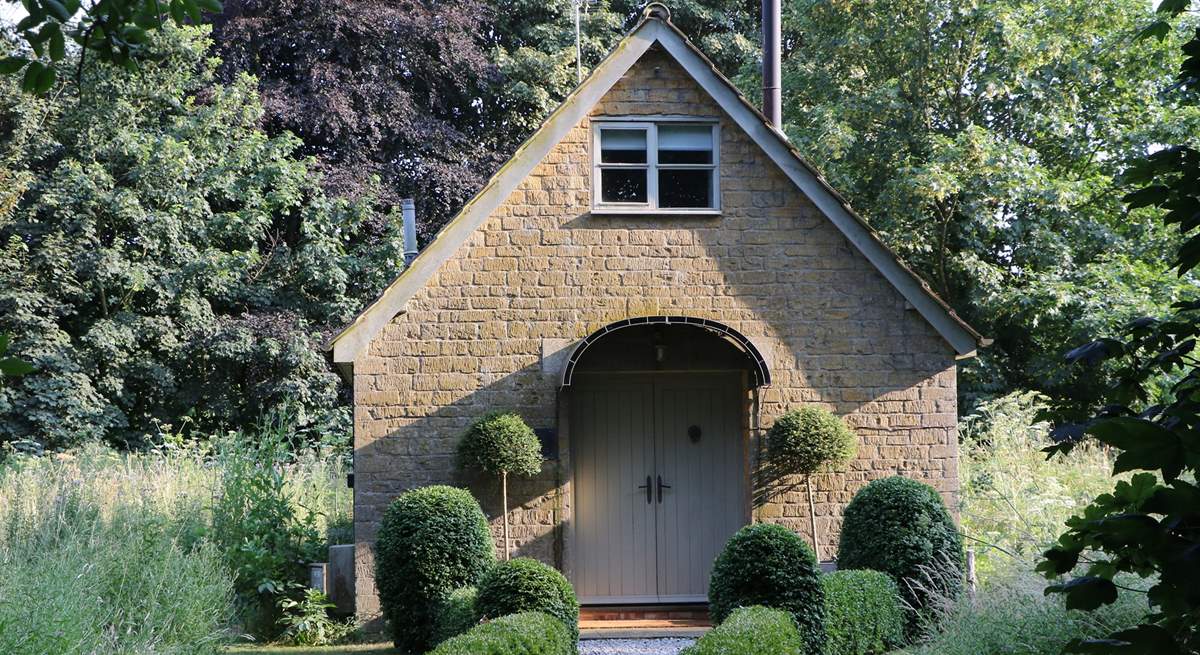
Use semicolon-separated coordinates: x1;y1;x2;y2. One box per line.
836;476;964;633
457;412;543;477
680;606;803;655
767;407;857;476
374;485;496;653
475;558;580;643
708;523;825;655
428;611;573;655
822;570;905;655
432;586;479;646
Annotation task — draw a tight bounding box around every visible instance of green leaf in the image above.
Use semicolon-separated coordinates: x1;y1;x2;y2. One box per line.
15;13;42;32
1087;418;1183;479
34;64;56;94
1137;21;1172;42
1124;185;1170;209
0;57;30;74
0;358;34;377
42;0;71;22
195;0;222;12
1046;577;1119;611
49;28;65;62
20;60;43;92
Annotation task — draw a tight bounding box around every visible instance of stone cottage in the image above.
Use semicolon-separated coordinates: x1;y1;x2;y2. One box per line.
327;4;984;619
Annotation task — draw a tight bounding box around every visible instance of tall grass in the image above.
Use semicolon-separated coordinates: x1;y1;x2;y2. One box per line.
959;392;1118;582
0;430;352;654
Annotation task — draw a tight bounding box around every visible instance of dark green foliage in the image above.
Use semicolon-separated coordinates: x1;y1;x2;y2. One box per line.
767;407;857;475
475;558;580;643
707;524;824;655
374;486;495;653
836;476;965;632
433;587;479;646
679;606;803;655
823;570;906;655
457;412;542;478
0;26;405;450
427;611;573;655
1038;12;1200;650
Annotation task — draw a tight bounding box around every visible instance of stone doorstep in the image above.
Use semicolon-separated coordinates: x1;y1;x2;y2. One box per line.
580;623;710;640
580;605;711;639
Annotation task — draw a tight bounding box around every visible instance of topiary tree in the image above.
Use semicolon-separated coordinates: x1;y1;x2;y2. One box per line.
474;558;580;644
374;486;496;653
836;476;964;634
428;611;573;655
766;407;858;559
708;523;825;655
680;606;804;655
822;570;906;655
457;412;543;560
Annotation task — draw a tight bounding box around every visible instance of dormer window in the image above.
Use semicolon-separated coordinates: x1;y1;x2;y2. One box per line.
592;120;720;214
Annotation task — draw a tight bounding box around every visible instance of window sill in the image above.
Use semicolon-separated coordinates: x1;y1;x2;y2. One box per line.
590;207;723;217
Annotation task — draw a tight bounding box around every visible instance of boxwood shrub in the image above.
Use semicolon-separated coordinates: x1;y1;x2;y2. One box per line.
680;606;802;655
707;523;824;655
836;476;964;631
475;558;580;642
432;586;479;646
374;485;495;653
428;611;572;655
823;570;905;655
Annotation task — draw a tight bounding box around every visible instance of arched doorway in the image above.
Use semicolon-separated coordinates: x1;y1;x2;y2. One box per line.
562;317;769;604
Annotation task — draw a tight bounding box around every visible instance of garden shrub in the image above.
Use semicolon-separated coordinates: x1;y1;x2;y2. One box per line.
428;611;573;655
822;570;905;655
707;523;824;655
433;587;480;645
374;485;495;653
836;476;964;632
456;411;543;559
475;558;580;642
767;406;857;475
680;606;802;655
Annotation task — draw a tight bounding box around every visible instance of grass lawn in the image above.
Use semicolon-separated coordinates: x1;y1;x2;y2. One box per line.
226;644;398;655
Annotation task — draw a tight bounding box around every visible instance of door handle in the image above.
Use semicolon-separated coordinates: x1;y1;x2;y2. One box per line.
637;476;652;504
657;475;671;503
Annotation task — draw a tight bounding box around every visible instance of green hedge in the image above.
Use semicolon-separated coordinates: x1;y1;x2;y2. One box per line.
428;611;573;655
836;476;964;632
707;523;824;655
680;606;802;655
373;486;495;653
823;570;905;655
475;558;580;642
432;587;479;646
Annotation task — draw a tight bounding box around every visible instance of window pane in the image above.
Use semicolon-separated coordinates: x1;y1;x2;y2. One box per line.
601;169;648;203
659;169;712;208
600;129;647;163
658;125;713;164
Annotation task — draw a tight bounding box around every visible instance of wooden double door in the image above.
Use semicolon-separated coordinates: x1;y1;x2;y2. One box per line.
570;372;747;604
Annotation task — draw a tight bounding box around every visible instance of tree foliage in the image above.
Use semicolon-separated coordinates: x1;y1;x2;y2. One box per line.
781;0;1200;409
1038;4;1200;652
0;26;404;449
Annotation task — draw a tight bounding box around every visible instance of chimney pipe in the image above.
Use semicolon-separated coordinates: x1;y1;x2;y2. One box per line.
401;198;418;265
762;0;781;129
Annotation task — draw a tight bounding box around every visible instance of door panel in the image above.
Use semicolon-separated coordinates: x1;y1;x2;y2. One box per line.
572;379;658;602
571;372;746;604
654;373;746;601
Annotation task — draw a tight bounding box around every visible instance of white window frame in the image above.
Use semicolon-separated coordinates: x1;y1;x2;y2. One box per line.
591;117;721;215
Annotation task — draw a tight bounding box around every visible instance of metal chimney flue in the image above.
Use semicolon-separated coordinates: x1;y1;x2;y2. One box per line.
762;0;782;129
401;198;418;265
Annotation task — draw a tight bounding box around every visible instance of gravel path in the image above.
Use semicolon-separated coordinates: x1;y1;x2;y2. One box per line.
579;638;696;655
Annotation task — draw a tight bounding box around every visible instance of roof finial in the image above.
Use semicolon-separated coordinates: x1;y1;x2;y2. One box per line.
642;2;671;22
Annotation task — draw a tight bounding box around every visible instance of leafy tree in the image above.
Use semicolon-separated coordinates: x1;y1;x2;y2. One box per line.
780;0;1200;410
0;25;404;449
457;411;543;561
1;0;222;93
765;406;857;559
1038;4;1200;652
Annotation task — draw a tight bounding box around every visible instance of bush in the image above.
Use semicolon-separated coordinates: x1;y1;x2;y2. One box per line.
767;407;857;475
475;558;580;642
822;570;905;655
836;476;964;632
680;606;802;655
428;611;573;655
457;412;543;478
905;572;1150;655
433;587;480;646
707;523;824;655
277;589;357;646
374;486;496;653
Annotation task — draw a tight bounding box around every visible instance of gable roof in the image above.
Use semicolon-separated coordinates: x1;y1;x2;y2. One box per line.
327;6;987;367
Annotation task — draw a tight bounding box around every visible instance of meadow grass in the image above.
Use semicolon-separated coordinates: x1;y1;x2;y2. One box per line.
0;438;351;654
